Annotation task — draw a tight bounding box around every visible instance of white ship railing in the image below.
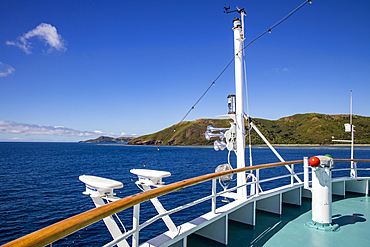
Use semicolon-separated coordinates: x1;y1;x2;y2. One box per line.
2;158;370;247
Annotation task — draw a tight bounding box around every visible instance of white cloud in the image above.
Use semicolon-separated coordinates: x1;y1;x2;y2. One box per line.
0;120;116;137
0;62;15;77
6;23;67;54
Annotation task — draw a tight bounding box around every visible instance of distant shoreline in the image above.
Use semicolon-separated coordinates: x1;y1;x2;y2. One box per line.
90;143;370;148
1;142;367;146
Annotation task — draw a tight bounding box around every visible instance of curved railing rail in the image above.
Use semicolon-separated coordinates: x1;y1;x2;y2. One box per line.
2;159;370;247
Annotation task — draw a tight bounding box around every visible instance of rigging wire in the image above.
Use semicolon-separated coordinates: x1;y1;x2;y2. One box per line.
241;0;311;53
65;228;88;247
104;198;128;233
120;0;311;190
121;52;236;191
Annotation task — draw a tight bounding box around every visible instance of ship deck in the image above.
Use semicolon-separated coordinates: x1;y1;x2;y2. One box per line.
188;192;370;247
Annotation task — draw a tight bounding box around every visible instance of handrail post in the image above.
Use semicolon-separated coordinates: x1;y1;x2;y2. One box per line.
212;179;217;213
351;161;358;178
291;163;294;185
304;157;309;189
256;170;260;195
132;204;140;247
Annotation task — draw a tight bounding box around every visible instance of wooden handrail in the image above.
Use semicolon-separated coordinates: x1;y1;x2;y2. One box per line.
334;159;370;162
2;159;370;247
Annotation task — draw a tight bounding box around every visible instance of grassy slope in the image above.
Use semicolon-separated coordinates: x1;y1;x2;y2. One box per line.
129;119;233;145
128;113;370;145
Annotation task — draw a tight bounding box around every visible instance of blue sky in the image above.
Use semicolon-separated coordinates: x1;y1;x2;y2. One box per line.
1;0;369;142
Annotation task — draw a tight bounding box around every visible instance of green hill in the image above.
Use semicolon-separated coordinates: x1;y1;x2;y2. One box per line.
79;136;134;143
128;113;370;146
129;119;232;146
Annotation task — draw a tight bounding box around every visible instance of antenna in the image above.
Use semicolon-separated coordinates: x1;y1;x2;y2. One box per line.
223;5;246;15
223;5;230;13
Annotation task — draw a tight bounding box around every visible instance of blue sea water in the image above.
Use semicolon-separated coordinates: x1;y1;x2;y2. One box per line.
0;143;369;246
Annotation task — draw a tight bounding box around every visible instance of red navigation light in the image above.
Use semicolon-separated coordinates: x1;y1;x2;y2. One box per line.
309;156;320;167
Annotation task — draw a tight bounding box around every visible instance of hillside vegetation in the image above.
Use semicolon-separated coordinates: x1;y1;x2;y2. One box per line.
79;136;133;143
128;113;370;145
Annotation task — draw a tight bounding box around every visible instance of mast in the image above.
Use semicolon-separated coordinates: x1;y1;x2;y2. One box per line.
350;90;355;176
233;15;247;198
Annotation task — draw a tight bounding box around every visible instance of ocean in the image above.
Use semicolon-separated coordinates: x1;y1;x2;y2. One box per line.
1;143;369;246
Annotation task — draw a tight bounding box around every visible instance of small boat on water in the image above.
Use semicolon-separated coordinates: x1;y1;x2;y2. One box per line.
2;1;370;247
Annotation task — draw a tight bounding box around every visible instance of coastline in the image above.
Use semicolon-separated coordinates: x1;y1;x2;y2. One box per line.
90;143;370;148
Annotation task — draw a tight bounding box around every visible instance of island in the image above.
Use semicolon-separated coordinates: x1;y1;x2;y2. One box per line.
79;136;134;144
79;113;370;145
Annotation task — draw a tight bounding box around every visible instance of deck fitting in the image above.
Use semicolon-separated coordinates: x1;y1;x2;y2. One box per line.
305;220;340;232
